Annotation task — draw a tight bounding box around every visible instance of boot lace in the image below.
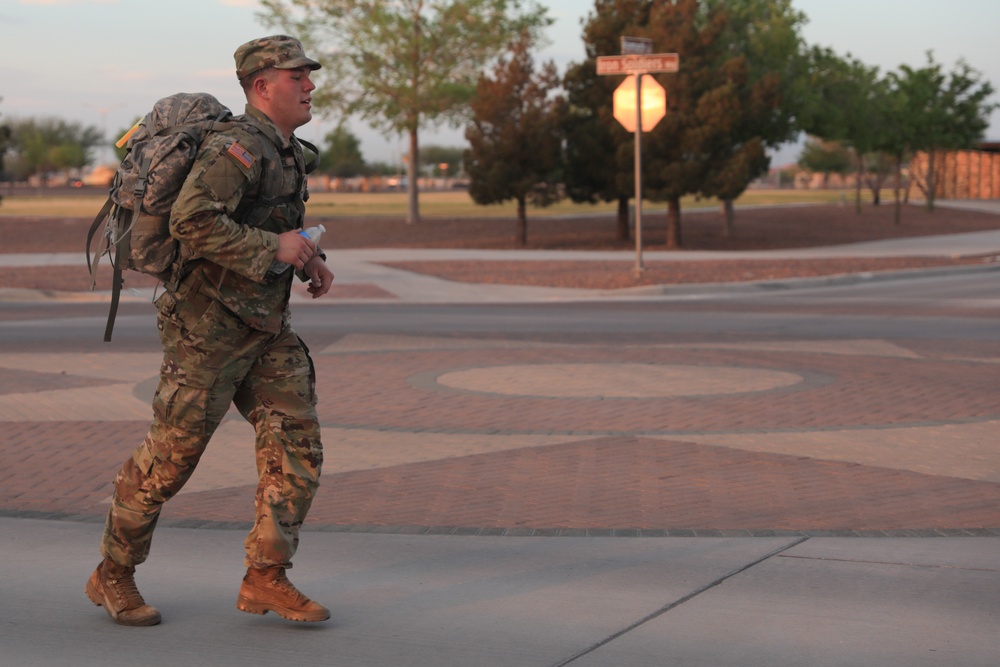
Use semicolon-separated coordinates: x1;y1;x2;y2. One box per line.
270;570;309;604
107;568;146;610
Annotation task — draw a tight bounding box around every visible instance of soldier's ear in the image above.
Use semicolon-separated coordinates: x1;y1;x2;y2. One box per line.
252;75;271;101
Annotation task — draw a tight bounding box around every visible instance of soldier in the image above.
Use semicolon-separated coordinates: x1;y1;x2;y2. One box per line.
85;35;335;626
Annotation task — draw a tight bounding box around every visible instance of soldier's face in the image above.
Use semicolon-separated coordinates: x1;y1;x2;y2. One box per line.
265;67;316;137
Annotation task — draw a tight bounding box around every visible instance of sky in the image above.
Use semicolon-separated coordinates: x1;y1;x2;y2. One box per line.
2;0;999;167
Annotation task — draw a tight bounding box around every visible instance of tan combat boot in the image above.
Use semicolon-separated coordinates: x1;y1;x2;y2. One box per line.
236;567;330;622
85;558;161;626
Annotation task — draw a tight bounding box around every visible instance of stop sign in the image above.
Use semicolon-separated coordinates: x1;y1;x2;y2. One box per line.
613;74;666;133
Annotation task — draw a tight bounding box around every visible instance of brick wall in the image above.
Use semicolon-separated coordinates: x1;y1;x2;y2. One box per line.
911;149;1000;200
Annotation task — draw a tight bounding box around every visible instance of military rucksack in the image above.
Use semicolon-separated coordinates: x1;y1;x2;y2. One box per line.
86;91;317;342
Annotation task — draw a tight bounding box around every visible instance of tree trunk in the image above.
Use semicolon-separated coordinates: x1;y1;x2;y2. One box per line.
854;155;864;215
516;196;528;246
893;159;903;225
666;198;682;249
616;196;630;241
406;127;420;224
925;150;937;212
721;198;734;238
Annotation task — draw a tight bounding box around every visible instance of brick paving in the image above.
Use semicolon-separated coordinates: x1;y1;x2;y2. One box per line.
0;329;998;535
2;207;999;535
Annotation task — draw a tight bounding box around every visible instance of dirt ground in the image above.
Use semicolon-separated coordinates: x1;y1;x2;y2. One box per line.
2;201;999;291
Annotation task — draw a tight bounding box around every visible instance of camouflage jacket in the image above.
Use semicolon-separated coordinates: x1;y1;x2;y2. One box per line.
167;104;311;333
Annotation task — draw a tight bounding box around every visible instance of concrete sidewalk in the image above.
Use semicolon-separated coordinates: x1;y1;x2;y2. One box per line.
5;226;1000;305
5;518;999;667
2;198;1000;305
0;519;1000;667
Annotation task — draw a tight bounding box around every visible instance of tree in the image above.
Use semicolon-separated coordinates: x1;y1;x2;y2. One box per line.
420;144;464;177
860;150;894;206
700;0;807;232
0;102;11;184
693;58;777;234
891;53;996;212
259;0;551;224
465;34;563;246
5;117;102;184
798;137;852;189
320;124;366;177
796;47;854;143
797;47;885;214
844;70;891;213
561;0;655;242
833;60;886;214
639;0;735;248
874;79;916;224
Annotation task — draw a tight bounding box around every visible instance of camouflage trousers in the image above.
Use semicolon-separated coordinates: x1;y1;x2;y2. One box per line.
101;293;322;570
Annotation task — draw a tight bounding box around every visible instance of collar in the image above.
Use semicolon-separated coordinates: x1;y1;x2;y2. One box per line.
244;104;295;150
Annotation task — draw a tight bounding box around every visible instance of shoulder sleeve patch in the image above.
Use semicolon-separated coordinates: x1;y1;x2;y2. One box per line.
227;142;256;169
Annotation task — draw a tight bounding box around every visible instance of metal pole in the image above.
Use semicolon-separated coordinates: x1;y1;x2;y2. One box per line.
634;74;644;277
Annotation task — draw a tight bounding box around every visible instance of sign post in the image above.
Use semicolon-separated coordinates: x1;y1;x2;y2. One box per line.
598;45;678;277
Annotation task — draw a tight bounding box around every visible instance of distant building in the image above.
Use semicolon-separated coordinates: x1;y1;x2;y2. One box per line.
911;141;1000;200
82;165;116;187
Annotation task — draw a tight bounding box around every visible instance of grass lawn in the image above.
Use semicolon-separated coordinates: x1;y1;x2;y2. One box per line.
0;187;871;219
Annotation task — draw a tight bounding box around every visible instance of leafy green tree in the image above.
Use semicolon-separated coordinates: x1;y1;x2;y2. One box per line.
564;0;806;243
259;0;551;225
833;60;885;214
320;124;366;177
798;137;853;189
796;47;856;142
5;117;102;183
561;0;654;242
891;52;996;211
638;0;736;248
700;0;807;232
873;79;915;223
365;161;399;177
845;71;891;212
797;47;885;213
465;34;563;246
860;150;894;206
0;102;11;184
420;144;464;177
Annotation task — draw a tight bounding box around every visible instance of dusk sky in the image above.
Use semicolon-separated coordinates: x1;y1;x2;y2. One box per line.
3;0;997;166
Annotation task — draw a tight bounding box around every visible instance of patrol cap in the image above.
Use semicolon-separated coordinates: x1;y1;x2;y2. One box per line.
235;35;321;81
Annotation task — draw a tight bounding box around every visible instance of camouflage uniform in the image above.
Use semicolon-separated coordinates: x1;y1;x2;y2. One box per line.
101;70;324;570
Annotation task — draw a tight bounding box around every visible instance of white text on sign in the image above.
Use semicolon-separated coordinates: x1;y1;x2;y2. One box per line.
596;54;680;76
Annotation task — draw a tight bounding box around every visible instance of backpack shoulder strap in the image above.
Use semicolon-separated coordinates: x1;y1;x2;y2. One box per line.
85;200;128;342
85;196;115;286
298;137;320;175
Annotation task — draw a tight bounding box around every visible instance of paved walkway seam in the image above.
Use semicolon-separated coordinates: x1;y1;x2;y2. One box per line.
3;510;997;537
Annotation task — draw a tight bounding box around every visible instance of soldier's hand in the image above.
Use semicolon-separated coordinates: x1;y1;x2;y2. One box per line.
275;230;317;270
304;256;335;298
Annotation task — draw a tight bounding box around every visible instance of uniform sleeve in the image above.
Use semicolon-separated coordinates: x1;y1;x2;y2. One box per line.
169;133;279;283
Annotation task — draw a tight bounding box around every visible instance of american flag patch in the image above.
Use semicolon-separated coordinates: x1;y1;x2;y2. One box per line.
227;142;255;168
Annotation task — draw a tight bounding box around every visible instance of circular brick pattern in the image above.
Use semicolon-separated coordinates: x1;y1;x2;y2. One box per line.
435;363;804;398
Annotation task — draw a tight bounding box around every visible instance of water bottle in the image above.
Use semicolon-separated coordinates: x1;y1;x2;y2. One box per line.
269;224;326;275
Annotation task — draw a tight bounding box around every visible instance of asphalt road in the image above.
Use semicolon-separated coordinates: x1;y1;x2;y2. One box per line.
3;268;996;348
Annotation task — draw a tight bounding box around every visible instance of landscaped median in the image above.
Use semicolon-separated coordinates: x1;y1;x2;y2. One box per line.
2;191;999;292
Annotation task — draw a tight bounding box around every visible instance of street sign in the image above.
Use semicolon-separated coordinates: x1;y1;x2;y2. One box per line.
613;75;666;133
596;53;679;76
621;36;652;55
596;46;679;278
